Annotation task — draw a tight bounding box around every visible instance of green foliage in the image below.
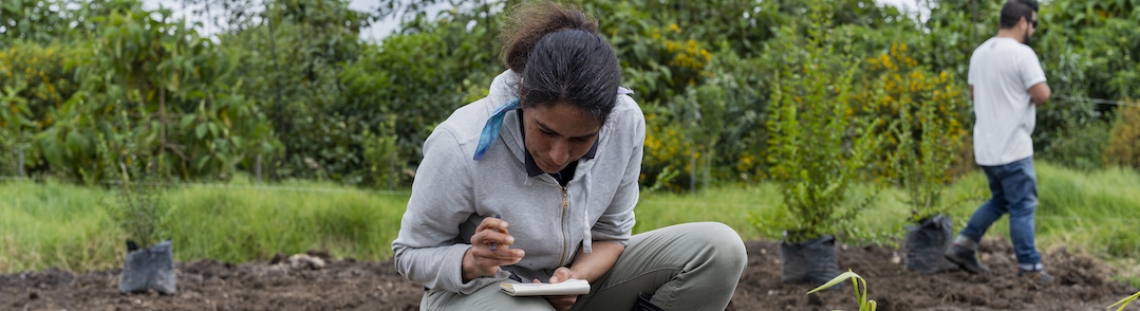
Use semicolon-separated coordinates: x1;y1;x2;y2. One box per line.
1041;119;1111;171
357;7;499;172
888;101;957;221
753;2;879;243
1103;103;1140;170
0;86;30;176
1;0;145;46
0;0;72;44
0;41;83;175
105;167;173;248
218;0;370;183
5;0;1140;193
807;270;877;311
23;4;273;183
858;44;969;221
362;116;406;190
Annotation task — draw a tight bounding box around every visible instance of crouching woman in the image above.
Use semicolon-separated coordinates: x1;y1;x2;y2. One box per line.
392;2;747;310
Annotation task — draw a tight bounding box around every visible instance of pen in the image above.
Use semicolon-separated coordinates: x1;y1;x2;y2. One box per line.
490;213;502;251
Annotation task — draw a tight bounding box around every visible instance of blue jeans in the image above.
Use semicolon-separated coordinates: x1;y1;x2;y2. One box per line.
960;156;1042;267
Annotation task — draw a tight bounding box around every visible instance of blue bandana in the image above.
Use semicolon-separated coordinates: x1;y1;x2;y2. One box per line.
473;97;521;160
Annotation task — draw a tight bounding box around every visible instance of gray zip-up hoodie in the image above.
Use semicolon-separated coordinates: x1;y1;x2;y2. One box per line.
392;70;644;294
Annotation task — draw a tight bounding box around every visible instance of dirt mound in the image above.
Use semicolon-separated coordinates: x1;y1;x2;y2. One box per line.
2;239;1134;311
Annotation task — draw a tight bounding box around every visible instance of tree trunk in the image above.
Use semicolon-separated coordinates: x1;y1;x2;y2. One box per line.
159;87;166;158
256;154;262;184
16;147;25;178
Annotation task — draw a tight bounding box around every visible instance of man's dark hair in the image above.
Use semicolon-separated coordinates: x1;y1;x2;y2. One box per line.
500;1;621;125
1000;0;1038;29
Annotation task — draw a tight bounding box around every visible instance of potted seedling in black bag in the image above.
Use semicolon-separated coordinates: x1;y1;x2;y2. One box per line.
108;161;177;295
750;2;880;288
886;88;980;275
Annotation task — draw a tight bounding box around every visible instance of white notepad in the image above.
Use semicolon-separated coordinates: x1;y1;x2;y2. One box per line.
500;279;591;296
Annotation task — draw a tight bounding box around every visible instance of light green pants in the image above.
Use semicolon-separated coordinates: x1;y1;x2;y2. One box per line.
420;222;747;311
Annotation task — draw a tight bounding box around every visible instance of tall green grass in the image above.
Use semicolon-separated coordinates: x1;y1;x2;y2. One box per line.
1;178;409;273
0;180;120;272
636;161;1140;262
2;161;1138;274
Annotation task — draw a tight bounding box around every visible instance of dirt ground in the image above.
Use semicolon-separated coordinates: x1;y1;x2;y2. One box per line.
2;237;1135;311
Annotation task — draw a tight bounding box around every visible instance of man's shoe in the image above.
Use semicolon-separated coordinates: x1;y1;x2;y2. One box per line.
944;244;991;274
1018;269;1054;283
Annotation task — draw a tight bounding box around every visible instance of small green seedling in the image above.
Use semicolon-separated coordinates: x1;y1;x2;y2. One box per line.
1108;290;1140;311
807;269;877;311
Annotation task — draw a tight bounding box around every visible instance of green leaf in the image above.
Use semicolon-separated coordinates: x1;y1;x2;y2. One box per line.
196;155;210;170
65;131;89;154
1108;290;1140;311
807;271;860;295
180;115;196;129
195;123;207;139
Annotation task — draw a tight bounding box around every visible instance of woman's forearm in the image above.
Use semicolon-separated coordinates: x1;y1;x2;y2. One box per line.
568;241;625;283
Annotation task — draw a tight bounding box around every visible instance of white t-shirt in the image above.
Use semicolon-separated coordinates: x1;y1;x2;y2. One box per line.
968;37;1047;166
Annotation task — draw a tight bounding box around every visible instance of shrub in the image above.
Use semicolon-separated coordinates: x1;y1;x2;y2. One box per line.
362;116;408;190
1042;119;1111;171
103;148;174;248
1103;102;1140;170
0;41;82;175
641;112;701;192
888;98;963;221
855;43;969;185
751;2;879;243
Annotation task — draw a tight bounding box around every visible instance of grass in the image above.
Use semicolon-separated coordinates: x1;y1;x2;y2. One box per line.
2;161;1139;275
0;176;410;273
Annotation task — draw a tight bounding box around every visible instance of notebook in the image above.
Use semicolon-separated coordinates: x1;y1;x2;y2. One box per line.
500;279;591;296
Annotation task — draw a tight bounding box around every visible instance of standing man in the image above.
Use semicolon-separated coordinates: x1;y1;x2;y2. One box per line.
945;0;1053;282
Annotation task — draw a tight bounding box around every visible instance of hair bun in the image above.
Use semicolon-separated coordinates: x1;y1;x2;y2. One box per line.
501;2;598;73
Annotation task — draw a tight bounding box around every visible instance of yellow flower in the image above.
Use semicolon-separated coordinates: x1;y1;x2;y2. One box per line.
668;23;681;33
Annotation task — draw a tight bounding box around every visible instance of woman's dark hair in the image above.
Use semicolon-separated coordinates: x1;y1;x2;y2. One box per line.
999;0;1038;29
501;1;622;125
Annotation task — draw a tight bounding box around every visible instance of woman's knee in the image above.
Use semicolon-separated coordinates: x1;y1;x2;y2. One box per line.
682;222;747;269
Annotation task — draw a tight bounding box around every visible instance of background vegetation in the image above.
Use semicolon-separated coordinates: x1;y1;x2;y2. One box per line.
2;0;1139;187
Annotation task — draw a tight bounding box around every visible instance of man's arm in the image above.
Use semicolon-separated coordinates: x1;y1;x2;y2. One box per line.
1028;82;1051;106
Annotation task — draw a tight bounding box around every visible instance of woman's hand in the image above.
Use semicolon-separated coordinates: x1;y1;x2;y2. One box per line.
462;216;524;281
540;267;580;311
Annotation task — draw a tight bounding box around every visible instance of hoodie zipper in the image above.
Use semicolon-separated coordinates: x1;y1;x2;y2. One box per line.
555;185;570;268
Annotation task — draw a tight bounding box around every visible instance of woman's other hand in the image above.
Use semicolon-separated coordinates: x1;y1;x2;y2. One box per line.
540;267;580;311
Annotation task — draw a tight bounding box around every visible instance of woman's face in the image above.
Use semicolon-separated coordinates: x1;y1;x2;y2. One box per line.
521;103;601;173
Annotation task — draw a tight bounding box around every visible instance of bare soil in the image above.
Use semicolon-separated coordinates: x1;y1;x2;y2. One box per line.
2;238;1134;311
